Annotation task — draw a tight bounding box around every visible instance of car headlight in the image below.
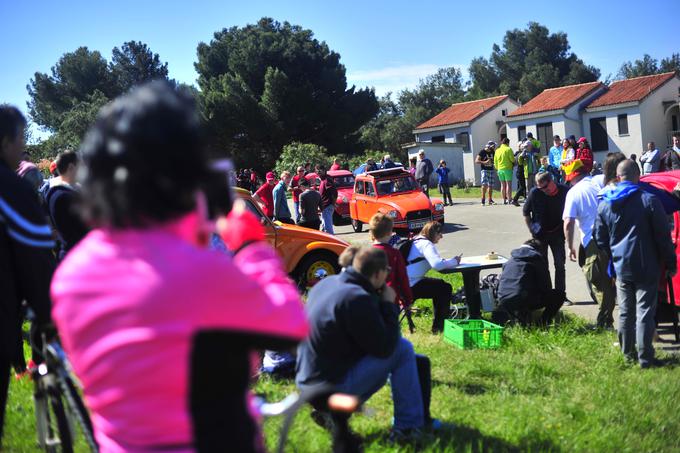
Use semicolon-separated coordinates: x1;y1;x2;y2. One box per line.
434;203;444;211
387;210;398;219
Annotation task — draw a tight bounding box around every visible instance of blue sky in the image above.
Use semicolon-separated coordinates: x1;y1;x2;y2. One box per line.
1;0;677;137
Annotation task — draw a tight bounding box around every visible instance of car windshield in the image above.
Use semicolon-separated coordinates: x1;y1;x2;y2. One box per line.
332;175;355;188
376;176;419;195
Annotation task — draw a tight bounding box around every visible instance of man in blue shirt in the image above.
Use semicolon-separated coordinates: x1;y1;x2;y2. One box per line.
548;135;563;182
594;160;677;368
273;171;294;224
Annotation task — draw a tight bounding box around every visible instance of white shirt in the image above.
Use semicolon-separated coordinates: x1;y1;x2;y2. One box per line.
562;176;600;247
406;236;459;287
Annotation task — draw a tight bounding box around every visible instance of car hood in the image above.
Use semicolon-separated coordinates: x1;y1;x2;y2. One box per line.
375;192;443;211
275;222;350;245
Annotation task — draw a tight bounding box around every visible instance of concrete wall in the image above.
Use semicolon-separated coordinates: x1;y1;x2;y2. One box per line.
405;143;466;186
506;113;567;153
640;76;680;150
467;98;519;185
582;106;643;158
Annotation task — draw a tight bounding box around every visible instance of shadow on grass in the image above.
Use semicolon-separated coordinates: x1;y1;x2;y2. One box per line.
362;421;558;452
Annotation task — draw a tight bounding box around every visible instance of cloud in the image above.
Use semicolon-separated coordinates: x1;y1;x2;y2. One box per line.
347;64;468;96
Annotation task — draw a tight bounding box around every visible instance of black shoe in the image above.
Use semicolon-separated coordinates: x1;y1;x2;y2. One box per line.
641;358;668;369
488;199;496;205
511;200;520;206
481;199;486;206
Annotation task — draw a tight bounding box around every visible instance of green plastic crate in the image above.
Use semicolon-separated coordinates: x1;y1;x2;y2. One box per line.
444;319;504;349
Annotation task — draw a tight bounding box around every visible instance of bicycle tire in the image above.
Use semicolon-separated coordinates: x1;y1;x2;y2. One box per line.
47;386;74;453
58;374;98;451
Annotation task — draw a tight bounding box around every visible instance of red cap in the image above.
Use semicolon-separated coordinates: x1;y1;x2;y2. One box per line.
266;171;276;181
49;161;57;174
577;137;587;144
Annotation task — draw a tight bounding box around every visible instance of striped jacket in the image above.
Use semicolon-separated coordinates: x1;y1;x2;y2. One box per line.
0;161;54;358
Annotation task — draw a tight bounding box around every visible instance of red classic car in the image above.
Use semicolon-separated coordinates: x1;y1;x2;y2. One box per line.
327;169;355;225
349;168;445;233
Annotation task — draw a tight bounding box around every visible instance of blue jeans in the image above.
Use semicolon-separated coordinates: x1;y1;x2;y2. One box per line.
294;201;300;223
616;279;657;367
321;205;335;234
335;338;424;429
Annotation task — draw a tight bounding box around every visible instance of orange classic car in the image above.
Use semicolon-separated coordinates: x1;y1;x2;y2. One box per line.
349;168;445;233
235;188;348;288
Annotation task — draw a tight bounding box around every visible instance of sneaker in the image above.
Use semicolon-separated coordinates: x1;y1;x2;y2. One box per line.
563;297;573;306
388;427;425;444
481;199;486;206
488;199;496;205
503;200;508;205
511;200;520;206
426;418;455;432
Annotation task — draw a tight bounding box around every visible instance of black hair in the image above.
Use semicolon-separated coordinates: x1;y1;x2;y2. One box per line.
0;105;26;147
502;137;510;145
79;81;209;228
55;150;79;174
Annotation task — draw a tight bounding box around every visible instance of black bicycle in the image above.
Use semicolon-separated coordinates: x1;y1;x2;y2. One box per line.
25;311;98;452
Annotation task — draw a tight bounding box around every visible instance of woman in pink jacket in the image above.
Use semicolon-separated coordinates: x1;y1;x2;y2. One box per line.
50;82;307;452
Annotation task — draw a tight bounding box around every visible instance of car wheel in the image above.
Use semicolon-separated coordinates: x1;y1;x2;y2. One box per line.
351;218;363;232
294;251;341;290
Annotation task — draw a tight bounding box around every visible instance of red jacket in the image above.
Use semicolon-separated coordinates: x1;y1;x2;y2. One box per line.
576;147;593;173
373;243;414;307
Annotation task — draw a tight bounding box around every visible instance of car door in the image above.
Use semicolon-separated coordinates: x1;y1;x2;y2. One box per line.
242;197;277;248
357;181;376;222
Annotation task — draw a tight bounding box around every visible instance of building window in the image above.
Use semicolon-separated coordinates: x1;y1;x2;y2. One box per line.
457;132;470;150
536;122;553;154
672;115;678;132
517;126;526;142
501;109;507;116
590;117;608;152
431;135;445;143
617;114;629;135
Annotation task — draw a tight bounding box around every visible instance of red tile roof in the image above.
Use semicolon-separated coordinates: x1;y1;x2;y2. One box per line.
587;72;677;109
415;95;509;129
507;82;604;117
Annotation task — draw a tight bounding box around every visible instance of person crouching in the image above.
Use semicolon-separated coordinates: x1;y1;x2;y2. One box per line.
492;239;564;326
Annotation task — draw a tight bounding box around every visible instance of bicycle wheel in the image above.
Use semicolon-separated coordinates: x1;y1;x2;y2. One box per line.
46;385;74;453
58;374;98;451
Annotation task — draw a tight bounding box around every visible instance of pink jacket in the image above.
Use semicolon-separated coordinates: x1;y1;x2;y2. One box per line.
51;211;307;452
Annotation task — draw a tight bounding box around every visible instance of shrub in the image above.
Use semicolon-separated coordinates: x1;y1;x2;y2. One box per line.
275;142;329;176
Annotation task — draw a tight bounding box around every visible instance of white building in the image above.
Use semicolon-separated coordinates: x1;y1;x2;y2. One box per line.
582;72;680;163
505;82;606;155
410;95;519;185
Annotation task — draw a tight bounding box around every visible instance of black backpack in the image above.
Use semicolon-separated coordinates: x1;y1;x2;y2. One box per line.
395;237;426;265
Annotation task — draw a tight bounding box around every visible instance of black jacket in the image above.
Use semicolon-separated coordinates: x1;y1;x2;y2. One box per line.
0;162;55;359
46;184;89;257
497;245;551;304
296;267;400;389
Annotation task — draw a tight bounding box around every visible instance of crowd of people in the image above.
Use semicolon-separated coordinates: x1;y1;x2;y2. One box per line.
1;78;680;451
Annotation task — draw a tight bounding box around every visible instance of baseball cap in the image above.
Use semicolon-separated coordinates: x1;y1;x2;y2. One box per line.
486;140;497;147
266;171;276;181
577;137;587;144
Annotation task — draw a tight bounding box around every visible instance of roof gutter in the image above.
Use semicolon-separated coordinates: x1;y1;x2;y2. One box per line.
413;122;471;134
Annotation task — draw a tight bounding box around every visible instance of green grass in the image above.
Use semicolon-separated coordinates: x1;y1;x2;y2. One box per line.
5;271;680;452
431;186;483;199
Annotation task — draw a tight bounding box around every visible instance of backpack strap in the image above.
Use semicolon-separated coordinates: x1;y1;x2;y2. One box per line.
406;237;427;266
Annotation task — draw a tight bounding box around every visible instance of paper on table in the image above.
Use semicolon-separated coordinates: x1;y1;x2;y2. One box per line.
458;255;508;266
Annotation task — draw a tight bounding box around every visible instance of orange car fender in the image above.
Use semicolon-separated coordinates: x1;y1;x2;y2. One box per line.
287;240;348;273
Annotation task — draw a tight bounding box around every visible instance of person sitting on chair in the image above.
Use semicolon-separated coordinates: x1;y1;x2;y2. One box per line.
492;239;564;326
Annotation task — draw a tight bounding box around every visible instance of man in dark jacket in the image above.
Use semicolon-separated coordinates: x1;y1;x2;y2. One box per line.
594;160;677;368
492;239;563;326
46;150;89;259
523;171;569;303
0;106;55;443
415;150;434;197
296;247;429;438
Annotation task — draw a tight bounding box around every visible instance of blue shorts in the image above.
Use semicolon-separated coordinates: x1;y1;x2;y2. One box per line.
481;170;495;186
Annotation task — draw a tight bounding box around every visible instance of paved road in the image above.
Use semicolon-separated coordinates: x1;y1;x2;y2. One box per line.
326;198;678;352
